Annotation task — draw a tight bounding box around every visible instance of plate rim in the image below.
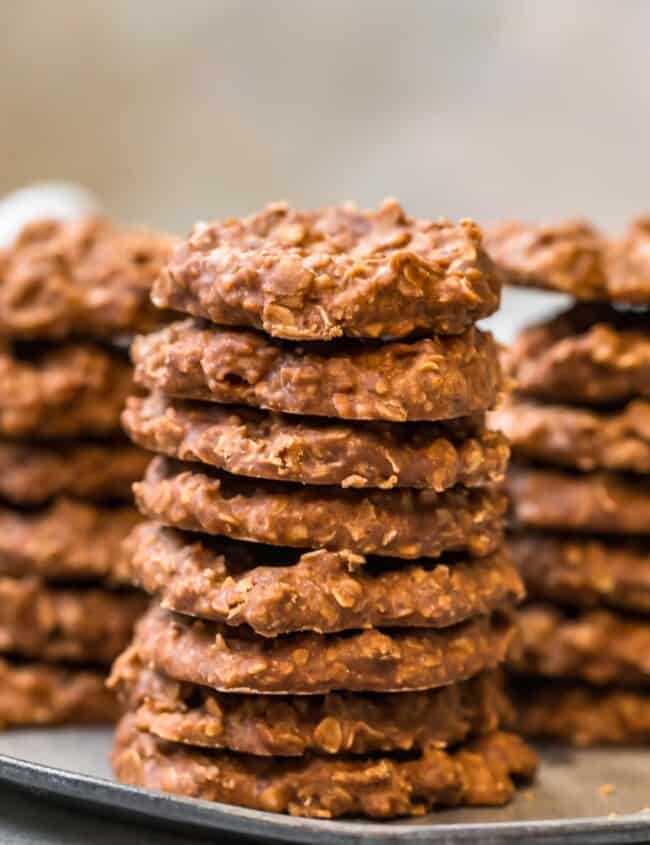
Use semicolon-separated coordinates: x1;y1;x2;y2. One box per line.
1;751;650;845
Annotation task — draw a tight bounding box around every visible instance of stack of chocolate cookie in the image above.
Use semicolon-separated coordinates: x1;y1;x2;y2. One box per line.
0;216;172;727
110;200;537;818
489;217;650;746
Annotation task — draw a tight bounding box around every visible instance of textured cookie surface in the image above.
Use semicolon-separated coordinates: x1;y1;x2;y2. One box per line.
0;498;139;582
111;649;509;756
135;457;506;559
154;200;501;340
0;216;174;339
510;603;650;686
131;604;514;694
0;340;133;438
0;441;149;505
113;717;536;818
507;463;650;535
124;393;509;491
505;304;650;404
487;216;650;304
491;398;650;474
508;533;650;612
511;680;650;746
0;576;145;664
124;523;523;636
0;657;117;728
132;319;502;422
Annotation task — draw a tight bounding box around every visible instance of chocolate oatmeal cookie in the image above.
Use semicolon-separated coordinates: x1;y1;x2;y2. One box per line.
153;200;501;341
124;393;509;490
511;604;650;686
134;457;506;559
0;216;174;340
0;576;145;664
113;717;537;818
0;498;139;582
0;340;133;438
505;303;650;404
491;398;650;474
0;441;149;505
0;657;117;727
508;533;650;612
487;217;650;304
111;649;509;756
131;604;514;694
511;680;650;746
124;523;523;635
132;319;502;422
507;463;650;535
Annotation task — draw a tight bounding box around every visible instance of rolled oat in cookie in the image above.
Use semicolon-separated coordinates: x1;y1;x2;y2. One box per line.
0;657;117;728
124;523;523;636
124;393;509;491
491;397;650;474
0;576;145;664
0;440;149;505
132;319;502;422
0;216;174;340
507;463;650;535
510;603;650;686
0;339;133;438
112;716;537;818
505;303;650;404
510;679;650;746
135;457;506;559
111;648;510;756
153;200;501;341
509;533;650;612
131;603;515;694
0;498;139;583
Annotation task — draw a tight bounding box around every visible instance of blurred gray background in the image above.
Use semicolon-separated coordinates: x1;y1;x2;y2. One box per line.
2;0;649;337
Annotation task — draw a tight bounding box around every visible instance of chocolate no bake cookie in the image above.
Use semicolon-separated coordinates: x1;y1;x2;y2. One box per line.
153;200;501;341
124;523;523;635
132;319;502;422
491;398;650;474
131;604;514;694
0;441;149;505
113;717;537;818
0;657;117;728
0;498;139;582
487;216;650;305
505;303;650;404
0;216;174;340
0;576;145;664
135;457;506;559
508;533;650;612
124;393;509;491
111;648;510;756
606;216;650;305
511;680;650;746
0;339;133;438
510;603;650;686
507;463;650;535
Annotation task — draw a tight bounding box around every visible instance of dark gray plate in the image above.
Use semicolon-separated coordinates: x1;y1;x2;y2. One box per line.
0;728;649;844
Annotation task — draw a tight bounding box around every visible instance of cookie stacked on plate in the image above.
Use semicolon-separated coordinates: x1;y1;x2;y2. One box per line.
489;217;650;746
110;200;537;819
0;216;172;727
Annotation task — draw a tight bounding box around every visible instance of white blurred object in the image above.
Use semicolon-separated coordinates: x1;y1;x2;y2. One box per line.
482;286;570;345
0;182;100;248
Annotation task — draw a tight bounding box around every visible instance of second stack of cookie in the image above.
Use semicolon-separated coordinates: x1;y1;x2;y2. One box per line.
111;200;537;818
0;216;171;727
489;217;650;746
